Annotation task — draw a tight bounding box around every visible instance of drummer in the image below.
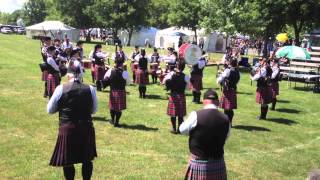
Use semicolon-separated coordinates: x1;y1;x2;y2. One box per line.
130;46;140;82
161;47;177;68
113;45;128;66
93;44;108;91
190;51;207;103
134;49;149;98
149;48;160;83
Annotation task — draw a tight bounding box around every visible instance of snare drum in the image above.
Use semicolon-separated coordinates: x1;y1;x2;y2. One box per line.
179;43;202;65
82;59;92;69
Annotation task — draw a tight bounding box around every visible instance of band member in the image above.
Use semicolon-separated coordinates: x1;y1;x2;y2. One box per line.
179;89;230;180
46;46;61;98
190;51;206;103
62;38;73;51
89;49;96;83
41;37;51;98
69;49;84;80
113;45;128;66
47;65;98;180
103;58;130;127
150;48;160;83
217;58;240;125
93;44;108;91
221;47;232;64
270;58;280;110
161;47;177;69
131;46;140;82
251;57;273;120
164;61;190;134
75;41;84;60
135;49;149;98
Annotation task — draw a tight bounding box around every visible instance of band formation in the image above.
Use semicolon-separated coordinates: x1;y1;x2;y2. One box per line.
39;37;281;180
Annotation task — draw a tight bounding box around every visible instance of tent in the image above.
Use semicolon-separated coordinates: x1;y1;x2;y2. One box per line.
118;27;158;47
26;21;80;42
154;27;230;52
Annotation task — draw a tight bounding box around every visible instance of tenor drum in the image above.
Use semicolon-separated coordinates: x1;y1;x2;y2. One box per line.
179;43;202;65
82;59;92;69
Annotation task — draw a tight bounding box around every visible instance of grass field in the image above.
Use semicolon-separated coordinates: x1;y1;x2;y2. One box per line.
1;34;320;180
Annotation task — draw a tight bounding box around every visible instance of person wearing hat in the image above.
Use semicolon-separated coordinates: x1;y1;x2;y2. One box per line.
251;57;273;120
164;61;190;134
217;58;240;126
190;51;207;104
149;48;160;83
103;57;130;127
179;89;230;180
93;44;108;91
130;46;140;82
47;63;98;180
134;49;149;98
270;58;280;110
46;46;61;99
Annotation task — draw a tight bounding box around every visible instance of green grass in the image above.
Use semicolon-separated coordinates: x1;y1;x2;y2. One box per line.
0;34;320;180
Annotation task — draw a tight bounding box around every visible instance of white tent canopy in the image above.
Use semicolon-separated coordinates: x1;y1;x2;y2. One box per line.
118;27;158;47
154;27;229;52
26;21;80;42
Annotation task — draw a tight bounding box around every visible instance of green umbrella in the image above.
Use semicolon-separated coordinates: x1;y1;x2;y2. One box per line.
275;45;311;60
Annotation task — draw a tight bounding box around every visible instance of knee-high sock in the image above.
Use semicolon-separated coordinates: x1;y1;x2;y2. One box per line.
115;111;122;125
260;104;268;119
110;110;116;123
177;117;184;133
224;110;234;123
82;161;93;180
63;165;75;180
170;117;176;131
271;98;277;110
44;81;48;96
197;92;201;103
192;91;196;102
138;86;143;98
142;86;146;98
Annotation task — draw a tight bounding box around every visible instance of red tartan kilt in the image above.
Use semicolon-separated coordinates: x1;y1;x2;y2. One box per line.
94;65;106;81
185;154;227;180
135;69;149;85
271;81;279;98
220;89;237;110
50;122;97;166
189;74;203;92
167;93;186;117
47;73;59;96
131;63;138;72
91;64;95;72
256;86;273;104
109;90;126;111
150;64;159;75
42;70;48;81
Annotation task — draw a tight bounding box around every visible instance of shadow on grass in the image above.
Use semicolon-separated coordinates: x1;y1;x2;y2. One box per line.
293;86;312;92
203;87;220;90
145;94;167;100
276;108;300;114
237;91;253;95
264;118;297;125
119;124;158;131
277;99;290;103
233;125;271;132
92;116;108;122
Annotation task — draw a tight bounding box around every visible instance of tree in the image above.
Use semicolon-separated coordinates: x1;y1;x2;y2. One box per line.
0;12;11;24
22;0;47;26
148;0;170;29
167;0;204;42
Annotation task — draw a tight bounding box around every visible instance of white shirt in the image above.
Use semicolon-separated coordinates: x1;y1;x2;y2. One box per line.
47;56;60;72
179;104;231;138
104;68;131;84
217;68;230;84
47;80;98;114
69;57;84;78
134;54;150;62
163;71;190;89
160;54;176;64
62;42;73;50
112;51;128;61
271;66;279;79
251;66;267;81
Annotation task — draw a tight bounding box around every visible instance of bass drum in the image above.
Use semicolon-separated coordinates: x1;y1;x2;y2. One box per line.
179;43;202;65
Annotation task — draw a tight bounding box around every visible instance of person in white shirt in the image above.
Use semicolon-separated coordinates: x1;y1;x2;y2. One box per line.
190;51;207;103
130;46;140;82
47;65;98;180
270;58;280;110
69;49;84;80
46;46;60;99
62;38;73;51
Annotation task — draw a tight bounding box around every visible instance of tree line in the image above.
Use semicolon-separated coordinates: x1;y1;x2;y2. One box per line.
1;0;320;46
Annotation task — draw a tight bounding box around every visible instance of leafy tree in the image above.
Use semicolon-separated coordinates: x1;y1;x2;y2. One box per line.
0;12;11;24
148;0;170;29
22;0;47;26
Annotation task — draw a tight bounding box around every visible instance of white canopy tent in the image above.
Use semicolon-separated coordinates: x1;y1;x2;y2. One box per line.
26;21;80;42
154;27;230;52
118;27;158;47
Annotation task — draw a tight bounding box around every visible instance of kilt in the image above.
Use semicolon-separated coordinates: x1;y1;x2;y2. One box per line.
47;73;59;96
42;70;48;81
167;93;186;117
220;89;237;110
91;64;95;77
150;64;159;76
271;81;279;98
50;122;97;166
131;62;138;73
95;65;106;81
135;69;149;85
189;74;203;92
109;89;126;111
256;86;273;104
185;154;227;180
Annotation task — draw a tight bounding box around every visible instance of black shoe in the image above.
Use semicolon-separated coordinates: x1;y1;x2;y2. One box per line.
170;130;177;134
270;107;275;111
109;119;114;125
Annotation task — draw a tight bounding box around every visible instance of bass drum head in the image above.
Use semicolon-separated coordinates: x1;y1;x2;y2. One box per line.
179;44;201;65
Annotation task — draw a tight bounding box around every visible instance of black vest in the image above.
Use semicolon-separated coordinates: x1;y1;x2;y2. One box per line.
166;72;186;94
46;57;59;74
191;58;206;76
138;57;148;70
58;81;93;124
132;51;140;59
224;67;240;89
189;109;229;159
257;66;273;88
93;52;104;66
151;52;160;63
109;68;126;90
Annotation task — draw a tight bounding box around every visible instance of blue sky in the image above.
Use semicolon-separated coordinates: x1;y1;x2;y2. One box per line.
0;0;27;13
